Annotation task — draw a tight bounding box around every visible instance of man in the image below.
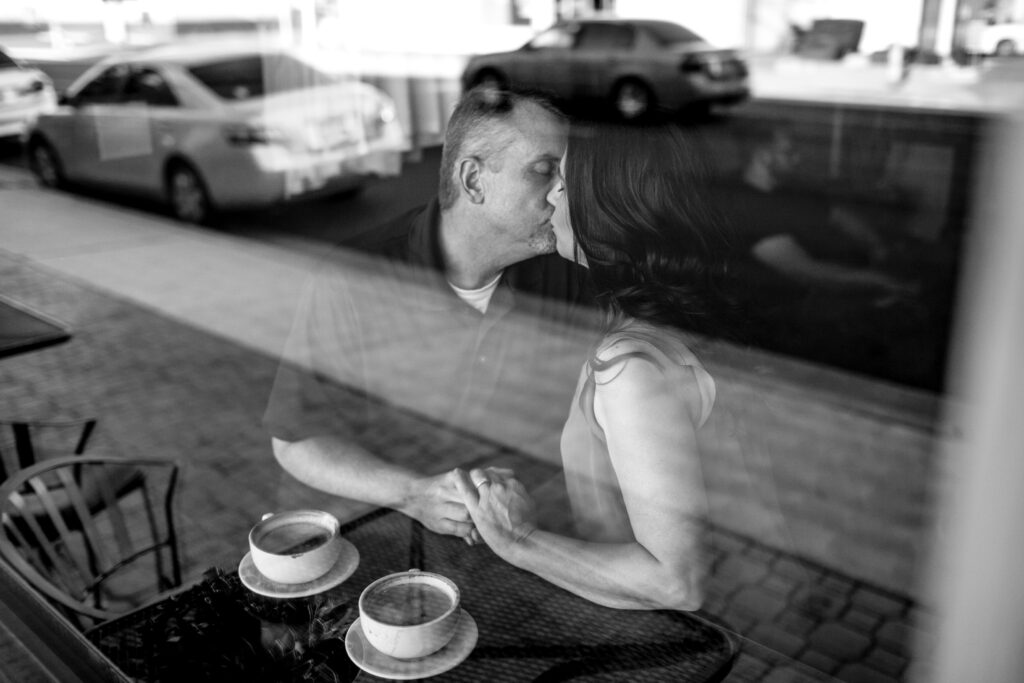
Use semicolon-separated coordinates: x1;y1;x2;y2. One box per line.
719;122;923;377
264;88;590;543
730;124;914;296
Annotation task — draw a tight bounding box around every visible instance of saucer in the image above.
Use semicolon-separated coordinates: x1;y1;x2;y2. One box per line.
238;537;359;598
345;609;478;680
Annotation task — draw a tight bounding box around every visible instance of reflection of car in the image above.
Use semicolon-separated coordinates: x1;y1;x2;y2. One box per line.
461;19;750;119
0;46;57;140
966;21;1024;56
26;41;405;224
792;19;864;60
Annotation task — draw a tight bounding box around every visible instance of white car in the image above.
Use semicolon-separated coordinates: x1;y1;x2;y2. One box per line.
26;40;406;224
0;46;57;140
966;21;1024;56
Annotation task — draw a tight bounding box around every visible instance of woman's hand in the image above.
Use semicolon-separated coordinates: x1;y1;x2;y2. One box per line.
400;469;479;541
454;467;537;558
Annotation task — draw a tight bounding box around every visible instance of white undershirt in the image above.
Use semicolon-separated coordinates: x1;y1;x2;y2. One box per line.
448;273;502;314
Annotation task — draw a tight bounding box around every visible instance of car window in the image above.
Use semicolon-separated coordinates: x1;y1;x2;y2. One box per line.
75;64;131;105
0;49;19;70
641;22;705;46
528;26;576;49
123;68;179;107
187;53;337;101
575;23;635;50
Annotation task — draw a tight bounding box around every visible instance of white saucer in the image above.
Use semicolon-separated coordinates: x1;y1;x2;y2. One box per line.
237;537;359;598
345;609;478;680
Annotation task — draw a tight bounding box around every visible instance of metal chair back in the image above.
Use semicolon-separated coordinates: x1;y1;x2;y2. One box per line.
0;455;182;629
0;418;98;482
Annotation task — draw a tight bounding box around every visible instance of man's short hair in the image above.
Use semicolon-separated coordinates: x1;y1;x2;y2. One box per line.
438;87;564;210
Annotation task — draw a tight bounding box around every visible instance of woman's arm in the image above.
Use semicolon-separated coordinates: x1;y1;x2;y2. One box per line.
456;357;707;610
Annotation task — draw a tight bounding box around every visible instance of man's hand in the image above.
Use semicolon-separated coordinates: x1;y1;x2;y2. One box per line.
400;470;477;541
454;467;537;558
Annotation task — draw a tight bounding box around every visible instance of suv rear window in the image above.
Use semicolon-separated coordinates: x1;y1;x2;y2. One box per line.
642;22;704;46
188;53;336;100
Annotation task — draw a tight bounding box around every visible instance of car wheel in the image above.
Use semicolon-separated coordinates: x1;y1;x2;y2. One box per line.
995;39;1017;57
472;70;507;92
612;79;654;120
166;162;214;225
28;140;65;189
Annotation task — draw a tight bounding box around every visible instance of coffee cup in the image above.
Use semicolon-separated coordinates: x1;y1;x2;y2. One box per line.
249;509;342;584
359;569;461;659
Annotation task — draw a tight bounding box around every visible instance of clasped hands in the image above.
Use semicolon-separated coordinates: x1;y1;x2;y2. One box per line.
405;466;537;552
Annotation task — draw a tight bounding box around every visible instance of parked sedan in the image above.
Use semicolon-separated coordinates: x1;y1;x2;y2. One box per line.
461;19;750;119
0;46;57;140
26;41;406;224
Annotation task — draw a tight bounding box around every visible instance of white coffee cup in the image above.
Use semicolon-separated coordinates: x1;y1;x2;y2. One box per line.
359;569;461;659
249;509;342;584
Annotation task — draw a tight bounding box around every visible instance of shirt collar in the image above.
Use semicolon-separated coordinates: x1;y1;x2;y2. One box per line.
406;198;517;318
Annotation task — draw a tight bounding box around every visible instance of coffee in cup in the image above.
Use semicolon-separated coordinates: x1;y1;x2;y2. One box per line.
249;510;342;584
359;570;461;659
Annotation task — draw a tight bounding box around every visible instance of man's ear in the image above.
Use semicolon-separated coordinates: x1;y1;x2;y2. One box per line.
458;157;486;204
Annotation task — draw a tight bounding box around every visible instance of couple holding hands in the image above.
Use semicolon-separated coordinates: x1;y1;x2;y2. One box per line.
264;88;731;612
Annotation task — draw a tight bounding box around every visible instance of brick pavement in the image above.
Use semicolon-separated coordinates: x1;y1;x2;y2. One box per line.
0;246;931;682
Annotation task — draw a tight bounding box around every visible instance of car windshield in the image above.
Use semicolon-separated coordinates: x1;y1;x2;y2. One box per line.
187;53;337;100
641;22;704;46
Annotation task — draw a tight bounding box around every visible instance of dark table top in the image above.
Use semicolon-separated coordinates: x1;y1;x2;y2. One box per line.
0;297;70;359
88;508;737;682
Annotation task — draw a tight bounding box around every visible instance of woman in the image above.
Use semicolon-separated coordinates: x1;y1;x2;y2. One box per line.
456;121;731;611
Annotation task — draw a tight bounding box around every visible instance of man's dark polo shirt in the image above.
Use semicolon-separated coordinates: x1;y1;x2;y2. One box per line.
264;198;596;458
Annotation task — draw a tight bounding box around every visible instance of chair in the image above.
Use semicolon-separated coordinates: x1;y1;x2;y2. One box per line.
0;455;183;629
0;419;150;575
0;418;98;482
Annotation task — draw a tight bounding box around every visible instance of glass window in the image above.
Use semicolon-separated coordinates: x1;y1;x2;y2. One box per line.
74;64;131;105
123;69;179;107
641;21;704;46
575;23;635;50
187;53;337;101
528;25;576;49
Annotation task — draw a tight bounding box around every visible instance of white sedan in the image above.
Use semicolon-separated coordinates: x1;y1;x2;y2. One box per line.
26;40;406;224
0;46;57;140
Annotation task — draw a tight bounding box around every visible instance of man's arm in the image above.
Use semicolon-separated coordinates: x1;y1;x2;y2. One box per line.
272;435;475;539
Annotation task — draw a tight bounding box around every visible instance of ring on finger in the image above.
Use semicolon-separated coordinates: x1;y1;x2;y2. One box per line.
475;479;490;489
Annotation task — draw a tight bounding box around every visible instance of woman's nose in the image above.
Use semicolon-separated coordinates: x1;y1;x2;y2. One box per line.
546;181;563;207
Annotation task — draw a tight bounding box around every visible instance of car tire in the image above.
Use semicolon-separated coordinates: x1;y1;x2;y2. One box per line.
28;139;65;189
166;162;214;225
471;70;508;92
612;79;655;120
995;39;1017;57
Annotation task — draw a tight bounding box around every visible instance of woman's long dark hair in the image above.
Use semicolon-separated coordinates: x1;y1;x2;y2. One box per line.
565;121;735;338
